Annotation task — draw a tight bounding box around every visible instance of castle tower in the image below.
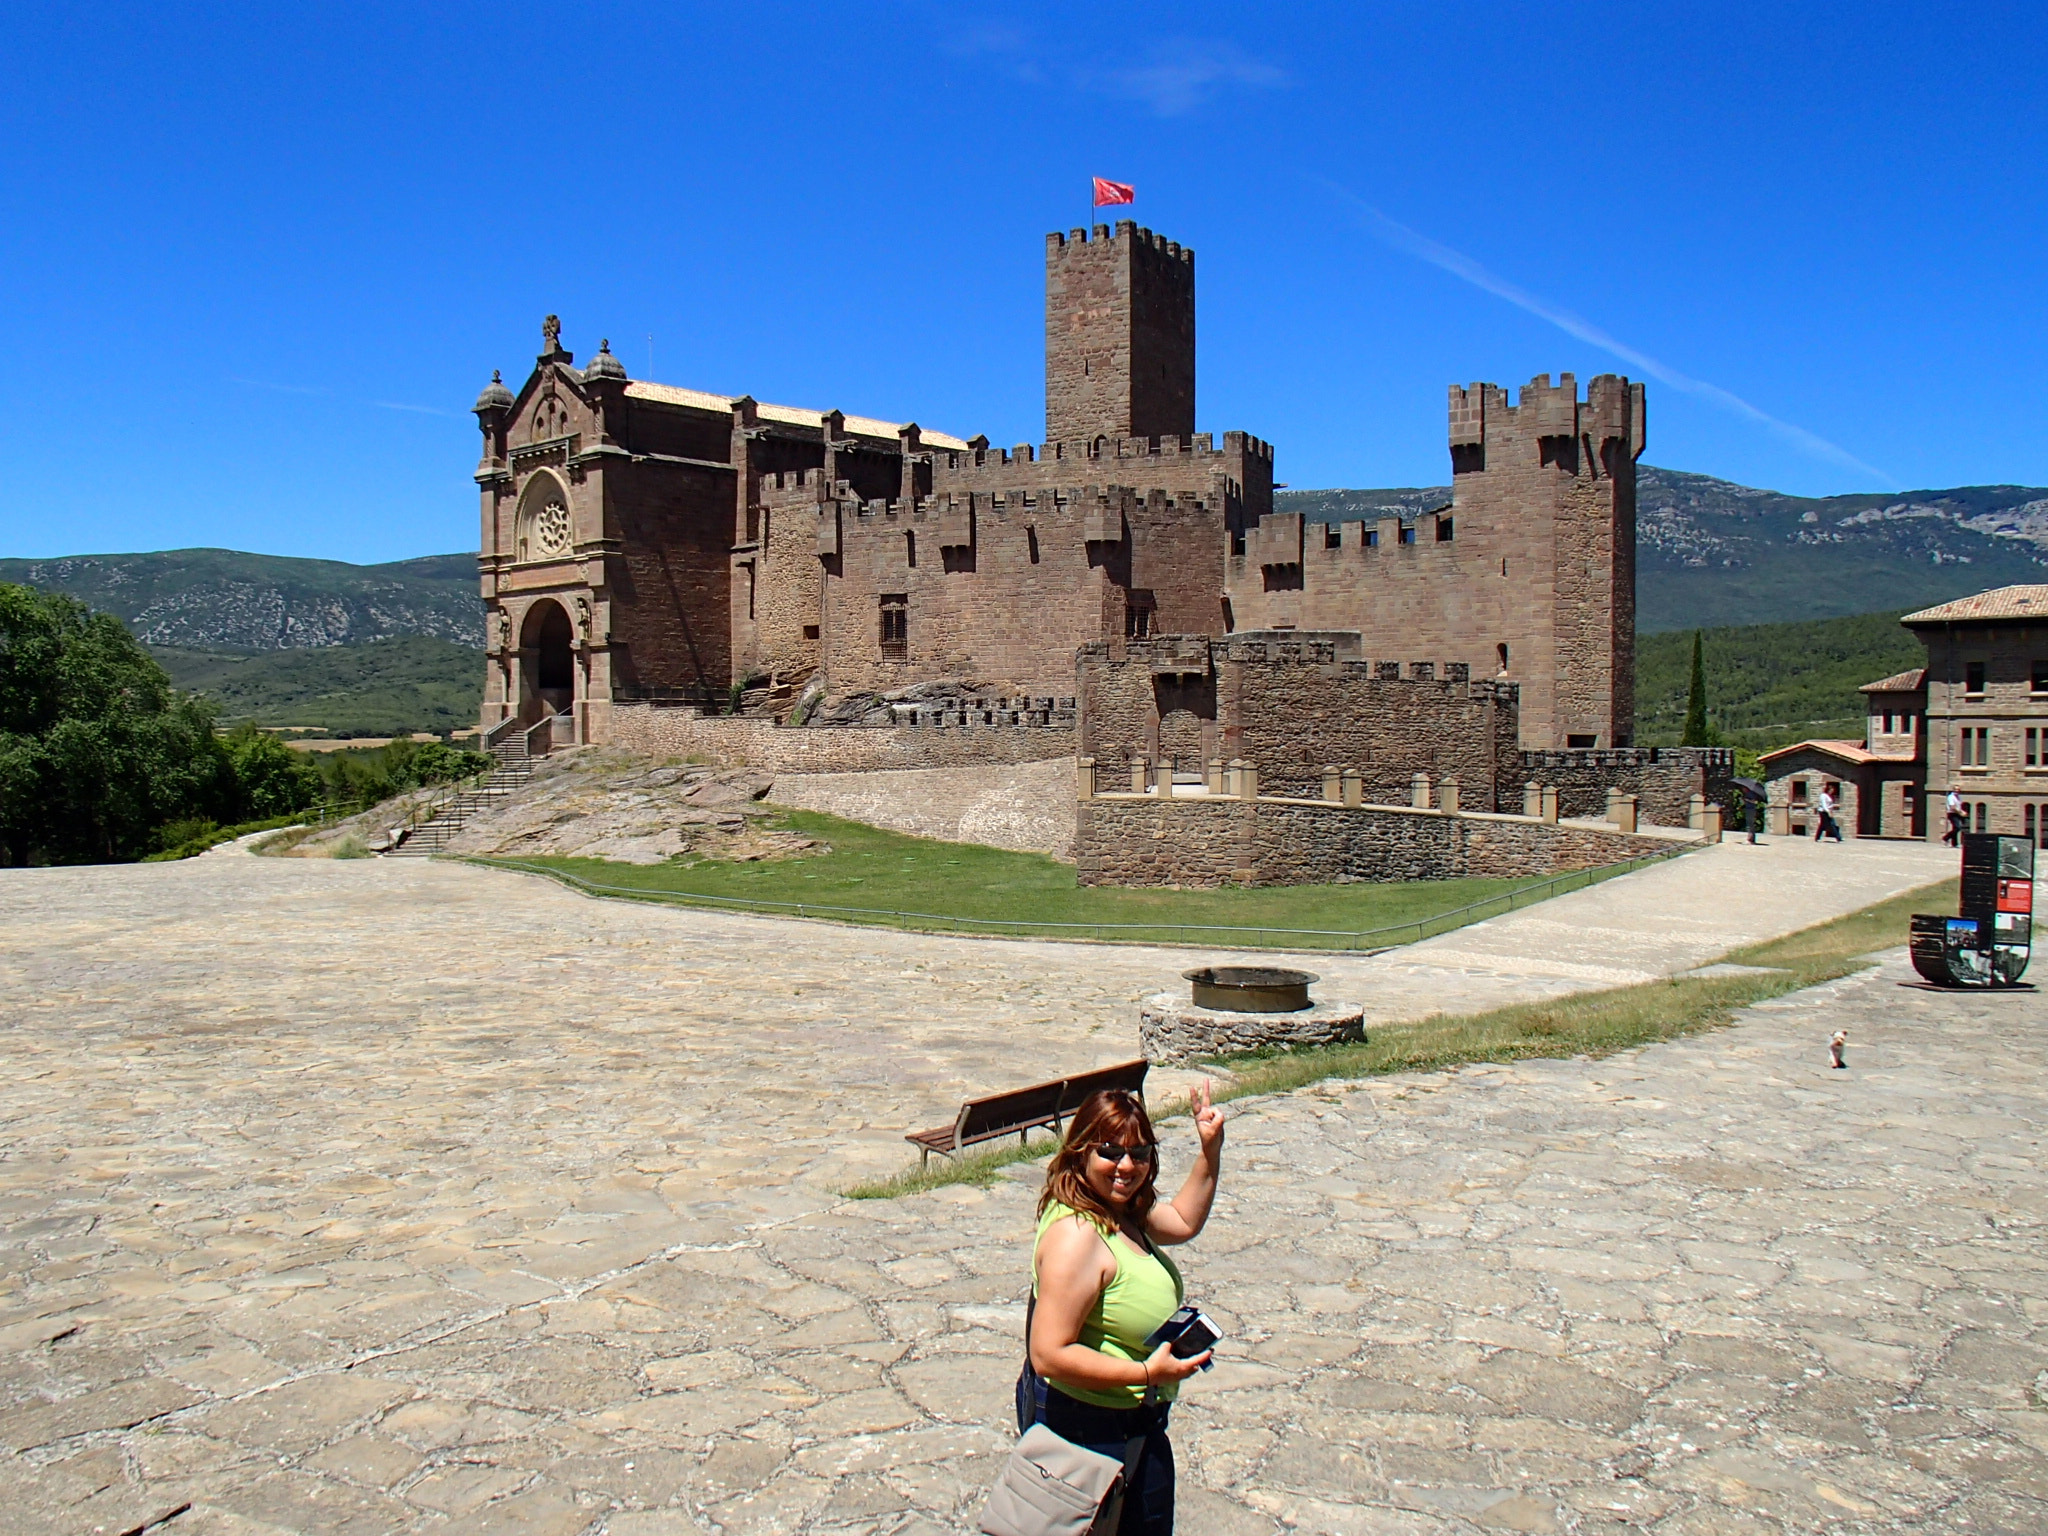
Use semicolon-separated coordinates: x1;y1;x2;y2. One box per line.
1446;372;1644;749
1045;221;1195;445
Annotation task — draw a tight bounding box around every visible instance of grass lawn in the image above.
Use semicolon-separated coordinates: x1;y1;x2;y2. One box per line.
473;808;1687;949
845;875;1956;1198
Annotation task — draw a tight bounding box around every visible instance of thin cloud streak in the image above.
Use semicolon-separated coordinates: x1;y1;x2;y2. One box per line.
371;400;457;417
1319;183;1895;489
1098;41;1286;117
939;22;1283;116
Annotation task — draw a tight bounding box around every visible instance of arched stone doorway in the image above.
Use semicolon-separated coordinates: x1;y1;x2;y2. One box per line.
521;600;576;720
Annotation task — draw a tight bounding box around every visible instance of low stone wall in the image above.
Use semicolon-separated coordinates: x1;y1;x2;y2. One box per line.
603;702;1076;773
1074;793;1693;888
1518;747;1736;825
767;759;1079;858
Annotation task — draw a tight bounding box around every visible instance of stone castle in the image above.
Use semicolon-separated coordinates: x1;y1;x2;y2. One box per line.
473;221;1643;756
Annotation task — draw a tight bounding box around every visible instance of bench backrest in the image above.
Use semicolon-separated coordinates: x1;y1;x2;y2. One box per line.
955;1079;1070;1145
952;1059;1152;1147
1055;1059;1149;1115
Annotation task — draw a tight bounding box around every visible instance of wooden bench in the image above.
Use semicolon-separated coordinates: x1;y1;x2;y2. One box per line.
905;1059;1150;1167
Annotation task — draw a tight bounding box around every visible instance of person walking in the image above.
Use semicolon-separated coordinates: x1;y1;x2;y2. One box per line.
1945;787;1965;847
1814;785;1843;842
1025;1085;1225;1535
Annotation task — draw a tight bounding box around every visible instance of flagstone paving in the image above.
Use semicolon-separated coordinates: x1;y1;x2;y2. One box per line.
0;840;2031;1534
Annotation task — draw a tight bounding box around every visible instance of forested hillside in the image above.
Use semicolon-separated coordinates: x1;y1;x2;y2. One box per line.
151;637;483;738
1634;610;1925;752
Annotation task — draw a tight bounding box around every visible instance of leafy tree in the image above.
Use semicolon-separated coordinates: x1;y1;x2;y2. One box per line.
221;725;324;819
0;583;234;864
1680;630;1712;747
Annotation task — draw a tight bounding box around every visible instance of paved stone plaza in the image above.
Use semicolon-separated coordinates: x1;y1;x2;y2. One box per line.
5;840;2043;1534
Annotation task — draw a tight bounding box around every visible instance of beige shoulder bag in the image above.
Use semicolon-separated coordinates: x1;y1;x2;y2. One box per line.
980;1291;1150;1536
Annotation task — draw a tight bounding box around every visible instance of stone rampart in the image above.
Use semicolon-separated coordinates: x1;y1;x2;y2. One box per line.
604;702;1076;773
1074;792;1691;888
1519;746;1735;825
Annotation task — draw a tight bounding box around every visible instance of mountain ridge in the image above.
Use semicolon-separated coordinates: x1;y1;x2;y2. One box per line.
1278;466;2048;631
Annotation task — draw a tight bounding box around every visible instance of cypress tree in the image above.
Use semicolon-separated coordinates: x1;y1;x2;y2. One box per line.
1680;630;1711;746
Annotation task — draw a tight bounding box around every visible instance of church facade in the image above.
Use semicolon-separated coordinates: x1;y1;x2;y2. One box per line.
474;222;1640;752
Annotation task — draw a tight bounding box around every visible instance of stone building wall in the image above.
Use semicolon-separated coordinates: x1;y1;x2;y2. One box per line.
606;703;1076;773
1219;373;1641;751
1073;794;1687;888
1076;632;1521;810
1911;605;2048;841
1518;747;1735;826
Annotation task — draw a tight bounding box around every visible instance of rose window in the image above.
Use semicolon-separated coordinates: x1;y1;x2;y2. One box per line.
534;501;572;557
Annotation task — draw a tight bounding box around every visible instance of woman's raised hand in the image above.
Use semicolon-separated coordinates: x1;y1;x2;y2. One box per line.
1145;1338;1212;1385
1191;1078;1225;1157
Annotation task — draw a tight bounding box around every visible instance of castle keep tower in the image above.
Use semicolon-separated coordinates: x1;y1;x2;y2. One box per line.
1045;221;1195;444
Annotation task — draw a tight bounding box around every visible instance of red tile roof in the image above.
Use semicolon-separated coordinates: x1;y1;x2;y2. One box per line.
1758;738;1916;767
1901;586;2048;624
1859;668;1926;693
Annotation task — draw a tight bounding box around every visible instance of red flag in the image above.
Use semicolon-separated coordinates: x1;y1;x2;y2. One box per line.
1092;177;1135;207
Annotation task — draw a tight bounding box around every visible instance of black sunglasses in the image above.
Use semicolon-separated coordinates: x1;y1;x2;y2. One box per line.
1090;1143;1156;1166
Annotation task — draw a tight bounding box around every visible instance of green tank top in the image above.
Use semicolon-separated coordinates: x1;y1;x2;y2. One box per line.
1033;1201;1185;1409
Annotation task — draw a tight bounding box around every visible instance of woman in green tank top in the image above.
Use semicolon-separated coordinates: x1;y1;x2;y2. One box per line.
1027;1081;1226;1535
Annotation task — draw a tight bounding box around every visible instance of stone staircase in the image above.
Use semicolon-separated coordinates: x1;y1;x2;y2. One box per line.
383;721;555;857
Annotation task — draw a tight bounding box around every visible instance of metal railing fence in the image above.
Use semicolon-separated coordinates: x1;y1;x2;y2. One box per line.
462;841;1698;952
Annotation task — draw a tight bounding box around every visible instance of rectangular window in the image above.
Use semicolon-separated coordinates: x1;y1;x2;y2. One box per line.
1881;712;1893;734
1791;780;1809;804
801;624;820;641
1364;528;1379;548
1567;733;1597;748
1967;661;1987;695
2034;661;2048;693
1435;516;1454;542
1398;523;1417;546
2030;727;2040;767
1230;528;1246;556
1324;523;1342;549
2030;804;2038;841
1027;526;1040;564
879;595;908;657
1977;802;1989;833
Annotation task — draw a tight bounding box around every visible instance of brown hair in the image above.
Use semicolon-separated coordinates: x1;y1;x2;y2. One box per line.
1038;1089;1159;1232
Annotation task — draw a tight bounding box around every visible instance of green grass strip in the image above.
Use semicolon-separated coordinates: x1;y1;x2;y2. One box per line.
844;876;1956;1199
464;808;1695;952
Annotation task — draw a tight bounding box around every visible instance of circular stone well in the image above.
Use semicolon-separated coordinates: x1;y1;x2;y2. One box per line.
1139;993;1366;1066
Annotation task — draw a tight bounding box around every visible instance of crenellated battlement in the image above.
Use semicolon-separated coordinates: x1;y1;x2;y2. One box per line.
1046;220;1193;265
1448;372;1645;457
931;430;1272;476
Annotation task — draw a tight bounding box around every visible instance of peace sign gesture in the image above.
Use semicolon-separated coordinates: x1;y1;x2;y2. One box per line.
1191;1078;1225;1158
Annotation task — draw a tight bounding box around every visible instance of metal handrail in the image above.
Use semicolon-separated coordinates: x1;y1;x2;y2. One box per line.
464;841;1698;951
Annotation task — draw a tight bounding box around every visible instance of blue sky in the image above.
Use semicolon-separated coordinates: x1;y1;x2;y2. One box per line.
4;2;2044;563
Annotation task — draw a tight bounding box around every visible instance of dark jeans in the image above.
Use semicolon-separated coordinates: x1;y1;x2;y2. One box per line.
1038;1385;1175;1536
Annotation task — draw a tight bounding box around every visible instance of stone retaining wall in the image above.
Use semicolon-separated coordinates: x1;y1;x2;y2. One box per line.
1519;746;1736;824
1075;793;1690;888
604;702;1075;773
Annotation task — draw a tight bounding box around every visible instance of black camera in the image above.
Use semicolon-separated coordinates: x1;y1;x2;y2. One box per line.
1144;1306;1221;1368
